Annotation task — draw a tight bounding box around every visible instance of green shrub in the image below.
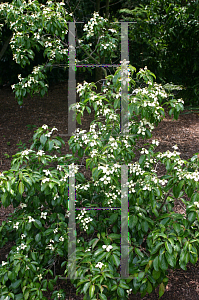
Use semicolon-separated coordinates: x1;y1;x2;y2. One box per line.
0;60;199;300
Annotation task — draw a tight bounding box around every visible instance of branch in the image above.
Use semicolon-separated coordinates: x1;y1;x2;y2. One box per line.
157;188;173;213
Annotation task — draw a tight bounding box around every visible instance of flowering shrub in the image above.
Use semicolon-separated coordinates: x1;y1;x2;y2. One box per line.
0;0;120;105
0;61;199;300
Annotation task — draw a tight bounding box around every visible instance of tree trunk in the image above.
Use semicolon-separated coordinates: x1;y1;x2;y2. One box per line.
0;34;12;61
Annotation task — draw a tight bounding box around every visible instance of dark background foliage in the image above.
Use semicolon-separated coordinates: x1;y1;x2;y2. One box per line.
0;0;199;105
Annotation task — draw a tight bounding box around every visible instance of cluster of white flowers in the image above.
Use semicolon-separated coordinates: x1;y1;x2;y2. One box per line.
45;127;58;138
16;243;27;252
59;236;64;242
98;163;120;185
105;189;120;206
69;163;79;177
76;81;92;97
157;149;181;159
53;228;58;234
177;170;199;182
43;169;51;176
76;182;90;191
128;162;145;176
76;208;93;231
140;148;149;155
46;244;55;251
83;11;106;38
21;149;32;156
137;119;154;135
95;262;104;269
102;244;113;252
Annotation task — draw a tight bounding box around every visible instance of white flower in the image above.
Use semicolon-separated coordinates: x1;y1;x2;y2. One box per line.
37;150;45;156
13;222;19;229
172;144;178;150
20;243;27;250
20;203;27;209
50;239;54;243
28;216;35;223
21;234;26;239
59;236;64;242
102;245;113;252
43;169;51;176
1;261;8;266
42;124;48;130
106;245;113;252
53;228;58;233
95;262;104;269
42;178;50;184
57;165;62;171
152;140;159;146
41;212;47;219
38;274;42;280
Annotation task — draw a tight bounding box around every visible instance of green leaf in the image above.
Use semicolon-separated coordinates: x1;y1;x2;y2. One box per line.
188;211;196;223
117;286;125;297
141;220;148;233
159;282;165;298
95;252;107;263
18;181;24;195
139;154;146;165
129;215;138;229
137;271;145;282
147;280;153;294
34;219;42;229
76;113;82;125
165;251;176;267
112;254;120;267
153;256;159;271
86;106;91;114
83;282;91;294
99;294;107;300
11;279;22;289
6;181;11;192
89;284;95;299
159;253;168;271
165;241;172;254
109;213;119;224
35;233;41;242
152;269;161;280
150;242;163;255
108;233;120;239
40;134;47;146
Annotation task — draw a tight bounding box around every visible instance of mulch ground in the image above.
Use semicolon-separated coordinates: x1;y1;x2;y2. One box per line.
0;79;199;299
